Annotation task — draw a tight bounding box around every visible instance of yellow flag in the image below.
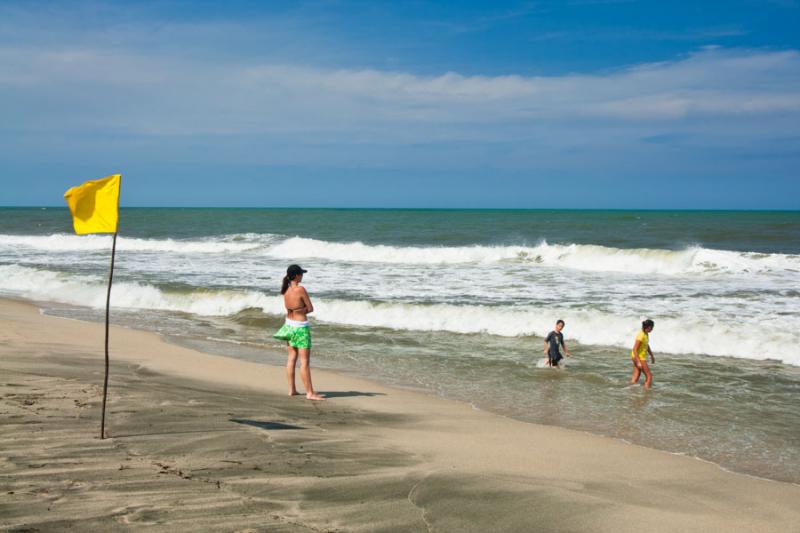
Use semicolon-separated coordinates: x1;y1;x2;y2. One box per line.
63;174;121;234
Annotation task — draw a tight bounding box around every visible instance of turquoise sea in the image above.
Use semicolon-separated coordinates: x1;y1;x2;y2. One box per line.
1;207;799;482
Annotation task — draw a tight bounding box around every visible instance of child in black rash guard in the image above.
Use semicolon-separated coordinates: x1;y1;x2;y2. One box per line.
544;319;571;368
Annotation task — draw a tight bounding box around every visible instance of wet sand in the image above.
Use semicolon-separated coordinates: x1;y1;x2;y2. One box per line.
1;298;799;532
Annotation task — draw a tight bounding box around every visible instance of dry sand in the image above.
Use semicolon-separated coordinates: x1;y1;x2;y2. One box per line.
1;297;799;532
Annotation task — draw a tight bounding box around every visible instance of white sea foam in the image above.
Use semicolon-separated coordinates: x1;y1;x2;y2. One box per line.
310;299;798;364
0;264;280;316
3;233;799;275
1;264;796;365
267;237;800;275
0;233;267;254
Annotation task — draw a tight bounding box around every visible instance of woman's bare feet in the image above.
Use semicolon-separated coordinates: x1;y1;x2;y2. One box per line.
288;390;300;396
306;393;326;401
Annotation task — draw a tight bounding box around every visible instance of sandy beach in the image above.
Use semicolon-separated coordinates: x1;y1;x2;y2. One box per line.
1;297;799;532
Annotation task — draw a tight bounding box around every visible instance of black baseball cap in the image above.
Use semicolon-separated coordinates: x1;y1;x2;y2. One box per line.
287;264;307;277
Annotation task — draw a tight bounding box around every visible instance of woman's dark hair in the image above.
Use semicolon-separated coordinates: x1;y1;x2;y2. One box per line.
642;319;655;330
281;274;293;295
556;319;565;326
281;272;302;295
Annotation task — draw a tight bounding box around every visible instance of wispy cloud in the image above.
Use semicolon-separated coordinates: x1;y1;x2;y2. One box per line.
2;45;798;138
528;26;749;43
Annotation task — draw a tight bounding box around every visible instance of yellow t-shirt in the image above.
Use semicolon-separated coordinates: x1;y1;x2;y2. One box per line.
631;330;649;360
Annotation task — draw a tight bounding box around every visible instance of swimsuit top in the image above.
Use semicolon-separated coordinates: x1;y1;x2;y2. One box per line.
285;287;305;312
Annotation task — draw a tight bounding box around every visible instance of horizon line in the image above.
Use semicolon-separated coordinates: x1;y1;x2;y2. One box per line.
1;205;798;212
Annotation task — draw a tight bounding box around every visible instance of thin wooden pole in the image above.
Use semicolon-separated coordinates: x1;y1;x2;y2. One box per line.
101;231;118;439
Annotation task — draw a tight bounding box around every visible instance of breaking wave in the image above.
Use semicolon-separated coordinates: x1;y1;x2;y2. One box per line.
267;237;800;275
2;232;797;276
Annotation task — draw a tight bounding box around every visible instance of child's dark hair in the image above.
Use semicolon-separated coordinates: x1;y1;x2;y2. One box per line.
642;319;654;330
556;319;565;326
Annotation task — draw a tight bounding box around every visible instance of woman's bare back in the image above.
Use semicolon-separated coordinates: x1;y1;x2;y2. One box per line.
284;285;311;321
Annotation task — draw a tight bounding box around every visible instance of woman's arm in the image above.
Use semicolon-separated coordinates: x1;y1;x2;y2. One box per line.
300;287;314;314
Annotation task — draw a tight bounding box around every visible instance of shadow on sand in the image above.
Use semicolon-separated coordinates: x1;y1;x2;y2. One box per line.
112;428;240;439
318;390;386;398
230;418;305;431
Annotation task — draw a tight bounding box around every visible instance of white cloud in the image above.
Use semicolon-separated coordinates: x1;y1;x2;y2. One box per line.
2;45;798;133
0;39;798;181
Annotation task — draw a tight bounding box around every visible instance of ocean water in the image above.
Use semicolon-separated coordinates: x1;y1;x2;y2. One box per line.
1;207;799;483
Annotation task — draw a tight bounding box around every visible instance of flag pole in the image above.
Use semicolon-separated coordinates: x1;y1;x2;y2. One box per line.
101;231;118;439
63;173;121;439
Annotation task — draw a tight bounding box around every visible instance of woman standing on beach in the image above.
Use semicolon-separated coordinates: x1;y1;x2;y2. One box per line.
273;265;325;401
630;319;655;388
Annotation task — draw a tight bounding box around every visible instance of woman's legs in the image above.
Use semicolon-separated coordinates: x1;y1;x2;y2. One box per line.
298;348;325;401
640;360;653;388
286;345;299;396
630;359;642;385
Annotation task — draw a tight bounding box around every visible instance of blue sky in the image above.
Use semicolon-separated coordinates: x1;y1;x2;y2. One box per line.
1;0;799;208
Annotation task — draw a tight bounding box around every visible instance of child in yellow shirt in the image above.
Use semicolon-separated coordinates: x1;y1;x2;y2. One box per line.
630;319;655;388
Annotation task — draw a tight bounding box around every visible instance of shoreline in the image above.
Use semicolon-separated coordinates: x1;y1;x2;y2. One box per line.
32;297;800;486
2;297;800;531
